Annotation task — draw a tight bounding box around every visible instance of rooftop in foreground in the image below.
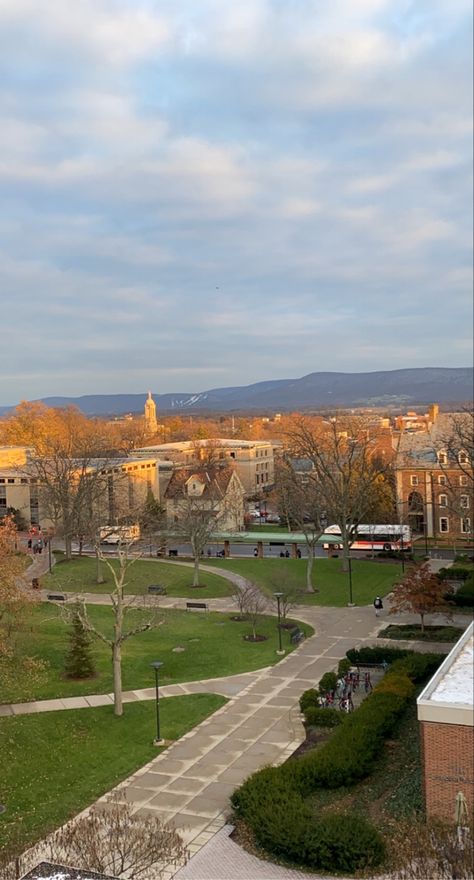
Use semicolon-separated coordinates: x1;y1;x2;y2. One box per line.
417;621;474;726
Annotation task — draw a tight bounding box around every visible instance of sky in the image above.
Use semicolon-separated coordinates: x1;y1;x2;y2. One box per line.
0;0;472;405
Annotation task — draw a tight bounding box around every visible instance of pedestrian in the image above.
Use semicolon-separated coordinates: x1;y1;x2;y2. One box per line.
364;671;372;693
253;547;258;557
296;549;302;559
335;676;345;700
27;538;32;550
285;550;290;558
373;596;383;617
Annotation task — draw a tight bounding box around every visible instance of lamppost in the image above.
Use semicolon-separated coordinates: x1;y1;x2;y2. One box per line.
347;556;355;607
273;592;285;655
150;661;164;745
48;536;53;574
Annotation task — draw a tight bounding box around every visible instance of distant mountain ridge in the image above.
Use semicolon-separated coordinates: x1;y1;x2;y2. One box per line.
1;368;472;416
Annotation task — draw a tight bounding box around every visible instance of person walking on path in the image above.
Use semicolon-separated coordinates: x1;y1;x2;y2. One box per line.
373;596;383;617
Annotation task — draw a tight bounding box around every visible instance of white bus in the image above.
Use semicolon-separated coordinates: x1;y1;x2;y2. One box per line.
99;524;141;544
322;524;411;552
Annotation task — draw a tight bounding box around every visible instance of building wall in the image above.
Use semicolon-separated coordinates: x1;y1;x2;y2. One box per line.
395;467;472;540
421;720;474;820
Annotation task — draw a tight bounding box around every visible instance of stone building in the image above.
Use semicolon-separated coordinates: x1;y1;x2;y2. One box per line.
143;391;158;436
133;438;275;495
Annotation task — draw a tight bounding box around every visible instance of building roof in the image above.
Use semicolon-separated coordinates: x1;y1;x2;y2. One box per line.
164;467;238;501
20;863;117;880
417;622;474;726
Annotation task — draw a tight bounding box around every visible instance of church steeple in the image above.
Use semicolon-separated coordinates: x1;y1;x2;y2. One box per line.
144;391;158;436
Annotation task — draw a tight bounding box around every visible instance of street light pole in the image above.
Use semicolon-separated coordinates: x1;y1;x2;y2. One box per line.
48;536;52;574
150;661;164;745
273;592;285;655
347;556;355;607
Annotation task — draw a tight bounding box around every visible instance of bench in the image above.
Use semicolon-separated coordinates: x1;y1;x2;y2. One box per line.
46;592;66;602
186;601;209;612
289;627;306;645
148;585;167;595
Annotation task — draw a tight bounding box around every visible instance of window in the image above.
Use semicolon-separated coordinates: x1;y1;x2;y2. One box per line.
439;517;449;533
459;475;468;487
461;517;471;534
437;451;448;465
458;451;469;465
410;475;419;486
438;475;446;486
438;494;448;508
460;495;470;509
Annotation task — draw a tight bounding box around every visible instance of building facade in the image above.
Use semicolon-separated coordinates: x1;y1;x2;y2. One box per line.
133;439;275;495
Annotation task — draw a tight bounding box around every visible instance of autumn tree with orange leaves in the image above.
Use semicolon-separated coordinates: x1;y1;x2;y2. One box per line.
389;562;453;633
0;516;46;699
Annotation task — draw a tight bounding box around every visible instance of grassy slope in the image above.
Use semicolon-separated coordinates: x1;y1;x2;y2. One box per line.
206;557;401;606
45;555;232;598
1;604;310;703
0;694;226;853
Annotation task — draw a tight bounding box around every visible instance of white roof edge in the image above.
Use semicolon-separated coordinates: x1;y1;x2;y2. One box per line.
417;621;474;717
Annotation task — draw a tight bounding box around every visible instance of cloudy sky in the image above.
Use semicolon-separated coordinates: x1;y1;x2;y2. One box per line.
0;0;472;404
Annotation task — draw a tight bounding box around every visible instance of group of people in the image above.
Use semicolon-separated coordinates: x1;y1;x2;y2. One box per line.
319;669;373;713
26;527;47;555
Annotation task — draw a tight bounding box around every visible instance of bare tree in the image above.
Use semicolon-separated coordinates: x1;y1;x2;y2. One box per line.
286;416;393;571
64;542;162;715
230;581;254;620
274;456;325;592
268;568;302;621
245;587;268;641
46;794;187;879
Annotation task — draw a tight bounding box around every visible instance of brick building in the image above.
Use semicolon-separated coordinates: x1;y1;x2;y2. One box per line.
417;622;474;820
394;411;473;541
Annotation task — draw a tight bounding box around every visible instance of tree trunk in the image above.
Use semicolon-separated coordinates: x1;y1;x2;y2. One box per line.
420;613;425;634
95;549;105;584
112;641;123;716
305;549;315;593
65;534;72;561
193;554;200;587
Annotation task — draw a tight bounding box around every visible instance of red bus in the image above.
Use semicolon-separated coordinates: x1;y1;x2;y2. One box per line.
322;524;411;552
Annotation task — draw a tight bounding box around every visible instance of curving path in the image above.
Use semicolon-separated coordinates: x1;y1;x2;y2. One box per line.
12;550;465;879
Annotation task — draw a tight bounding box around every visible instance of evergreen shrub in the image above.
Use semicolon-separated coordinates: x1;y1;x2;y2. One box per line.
299;688;319;713
303;707;343;728
318;671;337;695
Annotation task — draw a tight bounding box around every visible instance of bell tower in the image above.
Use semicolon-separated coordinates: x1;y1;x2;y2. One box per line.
144;391;158;436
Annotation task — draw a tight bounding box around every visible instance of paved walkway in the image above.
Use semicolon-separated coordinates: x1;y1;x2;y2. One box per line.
14;550;469;879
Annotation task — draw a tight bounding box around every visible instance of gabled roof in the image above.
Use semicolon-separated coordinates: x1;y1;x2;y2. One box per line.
164;466;238;500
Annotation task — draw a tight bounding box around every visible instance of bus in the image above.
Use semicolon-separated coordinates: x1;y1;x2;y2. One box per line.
99;524;141;544
322;524;411;552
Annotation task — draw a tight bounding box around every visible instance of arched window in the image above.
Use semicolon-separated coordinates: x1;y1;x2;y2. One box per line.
408;491;424;511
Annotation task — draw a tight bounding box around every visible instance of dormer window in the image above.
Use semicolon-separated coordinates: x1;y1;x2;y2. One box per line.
437;451;448;465
458;450;469;465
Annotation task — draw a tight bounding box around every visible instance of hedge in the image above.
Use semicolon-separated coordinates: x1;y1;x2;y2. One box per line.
449;576;474;607
231;649;443;875
437;566;471;582
299;688;319;713
346;645;411;665
304;706;344;728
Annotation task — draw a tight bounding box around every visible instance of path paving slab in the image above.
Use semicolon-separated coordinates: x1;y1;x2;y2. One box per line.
84;694;113;707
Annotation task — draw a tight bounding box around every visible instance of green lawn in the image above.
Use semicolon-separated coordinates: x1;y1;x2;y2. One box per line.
206;557;401;606
1;603;311;704
0;694;226;855
45;555;232;598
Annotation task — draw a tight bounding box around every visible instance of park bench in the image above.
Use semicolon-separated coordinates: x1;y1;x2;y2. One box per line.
289;627;306;645
148;584;167;595
46;592;66;602
186;601;209;612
